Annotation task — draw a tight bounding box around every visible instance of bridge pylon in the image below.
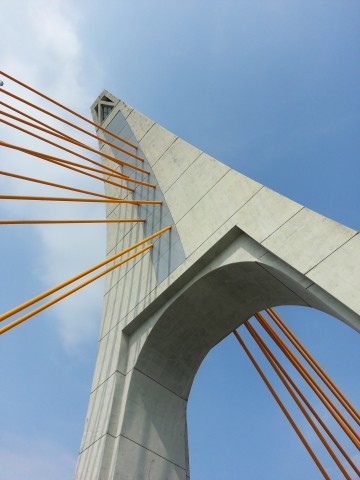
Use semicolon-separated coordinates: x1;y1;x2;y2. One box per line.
74;92;360;480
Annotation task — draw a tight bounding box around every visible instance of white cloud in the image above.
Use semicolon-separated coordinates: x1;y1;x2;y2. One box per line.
0;0;106;348
35;222;105;349
29;1;82;60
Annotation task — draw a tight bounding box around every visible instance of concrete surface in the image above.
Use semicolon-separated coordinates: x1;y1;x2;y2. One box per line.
74;92;359;480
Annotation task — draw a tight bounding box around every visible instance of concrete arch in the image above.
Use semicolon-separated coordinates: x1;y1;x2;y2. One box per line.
110;254;357;480
135;261;321;399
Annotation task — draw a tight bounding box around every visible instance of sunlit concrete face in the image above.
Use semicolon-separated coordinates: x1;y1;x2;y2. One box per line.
74;92;360;480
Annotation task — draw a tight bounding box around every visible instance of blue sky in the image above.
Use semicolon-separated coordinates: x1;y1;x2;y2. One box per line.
0;1;359;479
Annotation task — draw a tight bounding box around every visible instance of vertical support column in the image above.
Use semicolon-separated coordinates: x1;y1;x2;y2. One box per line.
111;368;189;480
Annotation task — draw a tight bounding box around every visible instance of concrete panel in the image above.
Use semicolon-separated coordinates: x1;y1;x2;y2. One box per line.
126;109;155;142
105;183;134;210
120;369;188;468
152;237;187;283
177;170;262;256
101;287;125;338
101;251;157;336
152;137;202;192
139;123;177;167
259;252;314;290
105;241;153;296
113;435;187;480
307;233;360;317
103;110;128;138
164;153;229;224
91;327;128;391
105;205;141;256
235;186;303;243
115;99;134;121
262;208;356;274
75;434;109;480
306;282;360;332
80;372;125;452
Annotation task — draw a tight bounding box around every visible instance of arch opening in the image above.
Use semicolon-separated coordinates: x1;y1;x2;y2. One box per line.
134;260;351;399
187;306;359;479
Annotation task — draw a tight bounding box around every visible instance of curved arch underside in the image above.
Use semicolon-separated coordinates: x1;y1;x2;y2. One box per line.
136;260;332;400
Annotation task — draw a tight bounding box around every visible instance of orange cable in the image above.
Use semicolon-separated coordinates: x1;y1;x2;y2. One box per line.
43;157;138;192
0;195;161;205
1;100;75;141
48;157;156;189
266;308;360;426
246;321;355;479
0;140;156;189
0;139;132;182
0;219;144;225
0;109;134;171
43;158;134;192
0;170;134;198
0;95;144;162
232;329;330;480
0;245;153;335
255;313;360;449
0;225;171;323
0;112;149;175
248;318;359;477
0;70;138;151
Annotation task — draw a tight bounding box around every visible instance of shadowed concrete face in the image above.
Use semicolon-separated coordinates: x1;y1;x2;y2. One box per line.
74;93;360;480
135;261;308;399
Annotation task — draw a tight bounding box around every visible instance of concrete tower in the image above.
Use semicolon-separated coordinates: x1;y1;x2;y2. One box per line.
74;92;360;479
